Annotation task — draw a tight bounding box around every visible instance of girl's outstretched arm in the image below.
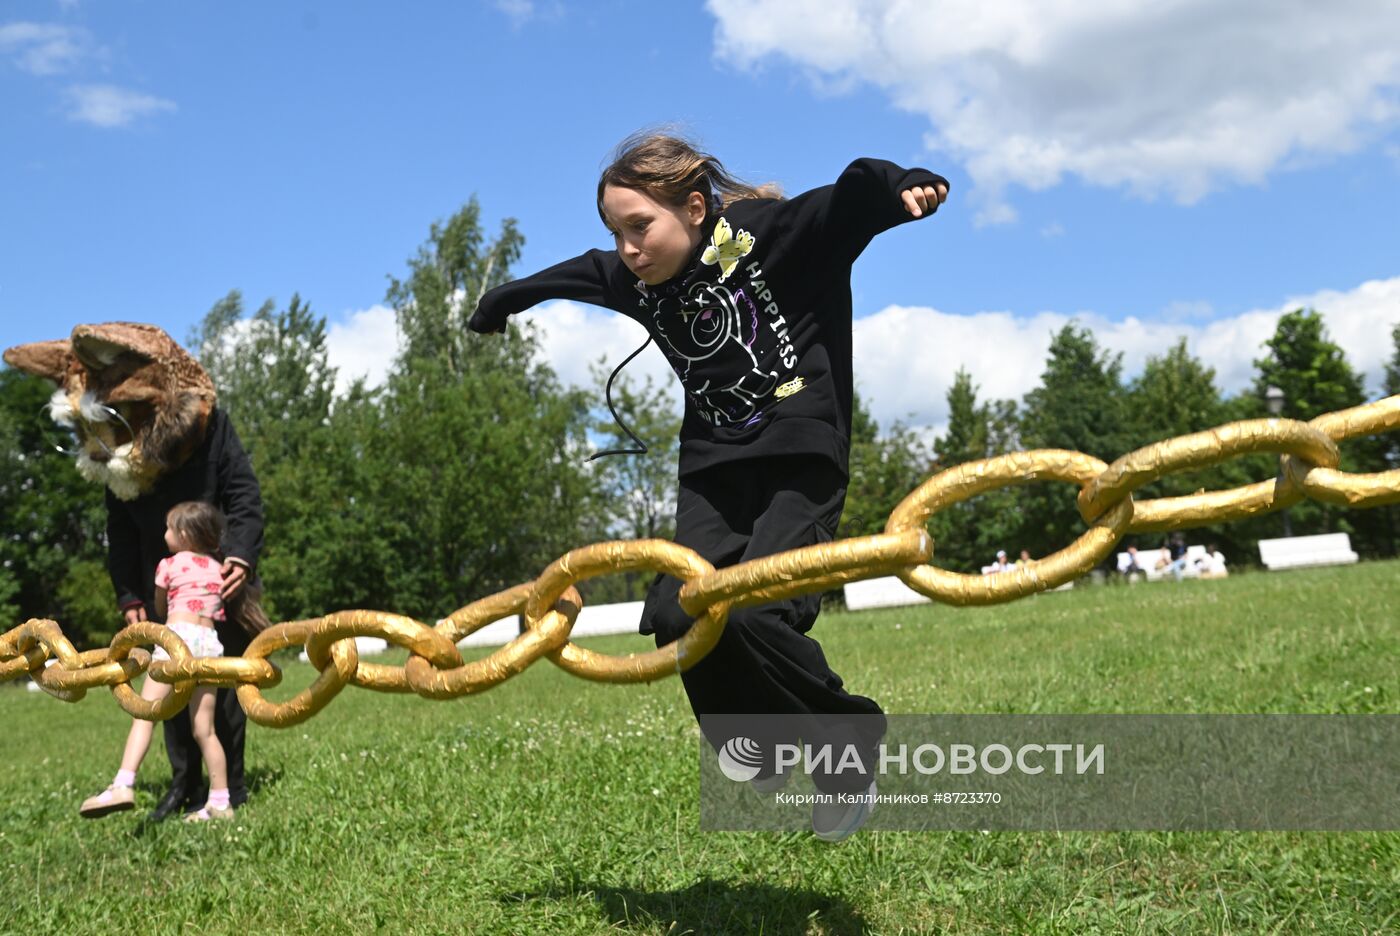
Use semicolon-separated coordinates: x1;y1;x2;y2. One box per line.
469;249;626;335
789;158;951;264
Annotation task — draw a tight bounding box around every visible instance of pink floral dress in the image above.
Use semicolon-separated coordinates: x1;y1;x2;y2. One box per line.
155;551;226;622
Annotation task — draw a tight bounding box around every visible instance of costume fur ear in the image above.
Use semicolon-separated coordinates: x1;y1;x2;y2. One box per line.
2;340;75;384
71;324;154;372
70;322;216;403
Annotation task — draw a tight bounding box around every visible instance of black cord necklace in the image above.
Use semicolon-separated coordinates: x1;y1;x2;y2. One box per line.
587;334;654;461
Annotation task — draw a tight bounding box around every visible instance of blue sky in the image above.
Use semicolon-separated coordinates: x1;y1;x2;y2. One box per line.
4;1;1399;432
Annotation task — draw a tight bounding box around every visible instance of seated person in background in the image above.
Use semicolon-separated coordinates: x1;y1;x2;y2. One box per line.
1154;546;1172;571
1196;543;1228;579
1167;533;1190;581
1016;549;1032;567
982;549;1012;575
1122;546;1143;575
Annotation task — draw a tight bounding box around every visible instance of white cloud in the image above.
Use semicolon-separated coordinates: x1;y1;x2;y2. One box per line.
326;305;399;396
493;0;562;27
1039;222;1065;239
707;0;1400;221
66;84;175;127
852;276;1400;433
322;299;685;406
495;0;534;25
1160;299;1214;322
0;21;84;74
321;279;1400;438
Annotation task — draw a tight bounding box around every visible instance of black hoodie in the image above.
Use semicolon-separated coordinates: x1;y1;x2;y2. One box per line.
470;158;949;477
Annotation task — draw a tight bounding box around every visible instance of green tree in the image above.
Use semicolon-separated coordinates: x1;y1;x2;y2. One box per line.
56;559;120;647
0;562;19;627
247;381;406;620
188;291;338;465
1018;324;1130;557
576;365;682;604
839;389;932;541
1386;321;1400;397
187;291;348;620
367;201;596;618
1126;338;1226;443
0;369;109;644
933;368;984;468
370;337;595;617
984;398;1022;457
1250;308;1391;555
1251;309;1365;419
1121;338;1253;560
386;196;523;379
925;371;1024;572
586;364;681;542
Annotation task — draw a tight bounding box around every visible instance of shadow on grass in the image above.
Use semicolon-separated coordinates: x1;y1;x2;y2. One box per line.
504;878;869;935
125;766;284;837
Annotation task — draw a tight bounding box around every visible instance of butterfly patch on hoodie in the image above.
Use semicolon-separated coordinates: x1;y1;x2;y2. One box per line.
700;218;755;283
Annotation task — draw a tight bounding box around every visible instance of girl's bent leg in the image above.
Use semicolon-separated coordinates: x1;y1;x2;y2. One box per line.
82;675;172;817
644;457;884;794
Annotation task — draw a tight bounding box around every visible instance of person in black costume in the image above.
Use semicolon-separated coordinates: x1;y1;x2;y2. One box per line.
106;406;265;820
3;322;265;823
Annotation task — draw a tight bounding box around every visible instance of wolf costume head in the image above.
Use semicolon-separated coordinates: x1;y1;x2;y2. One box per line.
3;323;217;501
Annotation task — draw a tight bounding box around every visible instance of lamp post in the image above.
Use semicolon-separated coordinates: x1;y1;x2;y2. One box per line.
1265;385;1292;537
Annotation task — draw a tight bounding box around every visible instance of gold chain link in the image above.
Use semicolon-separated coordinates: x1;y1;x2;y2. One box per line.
4;396;1397;727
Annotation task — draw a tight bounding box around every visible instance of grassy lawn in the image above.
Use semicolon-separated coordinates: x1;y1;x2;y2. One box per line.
3;561;1398;934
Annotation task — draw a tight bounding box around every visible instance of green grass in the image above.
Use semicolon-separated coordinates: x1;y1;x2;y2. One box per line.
3;562;1399;934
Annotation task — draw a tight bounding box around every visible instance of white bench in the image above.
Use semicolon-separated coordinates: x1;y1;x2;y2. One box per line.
299;636;390;662
843;576;932;611
843;572;1072;611
1258;533;1358;571
458;600;645;648
285;601;646;658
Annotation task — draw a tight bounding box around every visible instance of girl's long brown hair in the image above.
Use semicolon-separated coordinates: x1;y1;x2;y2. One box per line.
165;501;272;636
596;131;782;223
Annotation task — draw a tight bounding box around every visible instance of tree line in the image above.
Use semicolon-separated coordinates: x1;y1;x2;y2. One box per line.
2;200;1398;648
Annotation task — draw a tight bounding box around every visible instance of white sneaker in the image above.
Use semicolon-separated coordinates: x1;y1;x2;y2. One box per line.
812;780;876;842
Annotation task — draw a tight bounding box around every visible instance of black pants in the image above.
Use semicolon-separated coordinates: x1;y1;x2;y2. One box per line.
161;621;249;807
642;455;885;794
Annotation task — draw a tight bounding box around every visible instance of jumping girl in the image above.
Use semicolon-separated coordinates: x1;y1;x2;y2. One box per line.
470;132;949;841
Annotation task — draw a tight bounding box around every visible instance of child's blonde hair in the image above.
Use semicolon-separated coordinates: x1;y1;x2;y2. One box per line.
596;131;781;222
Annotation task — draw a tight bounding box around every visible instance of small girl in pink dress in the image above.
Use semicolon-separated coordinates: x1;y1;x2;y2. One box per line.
80;501;234;821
